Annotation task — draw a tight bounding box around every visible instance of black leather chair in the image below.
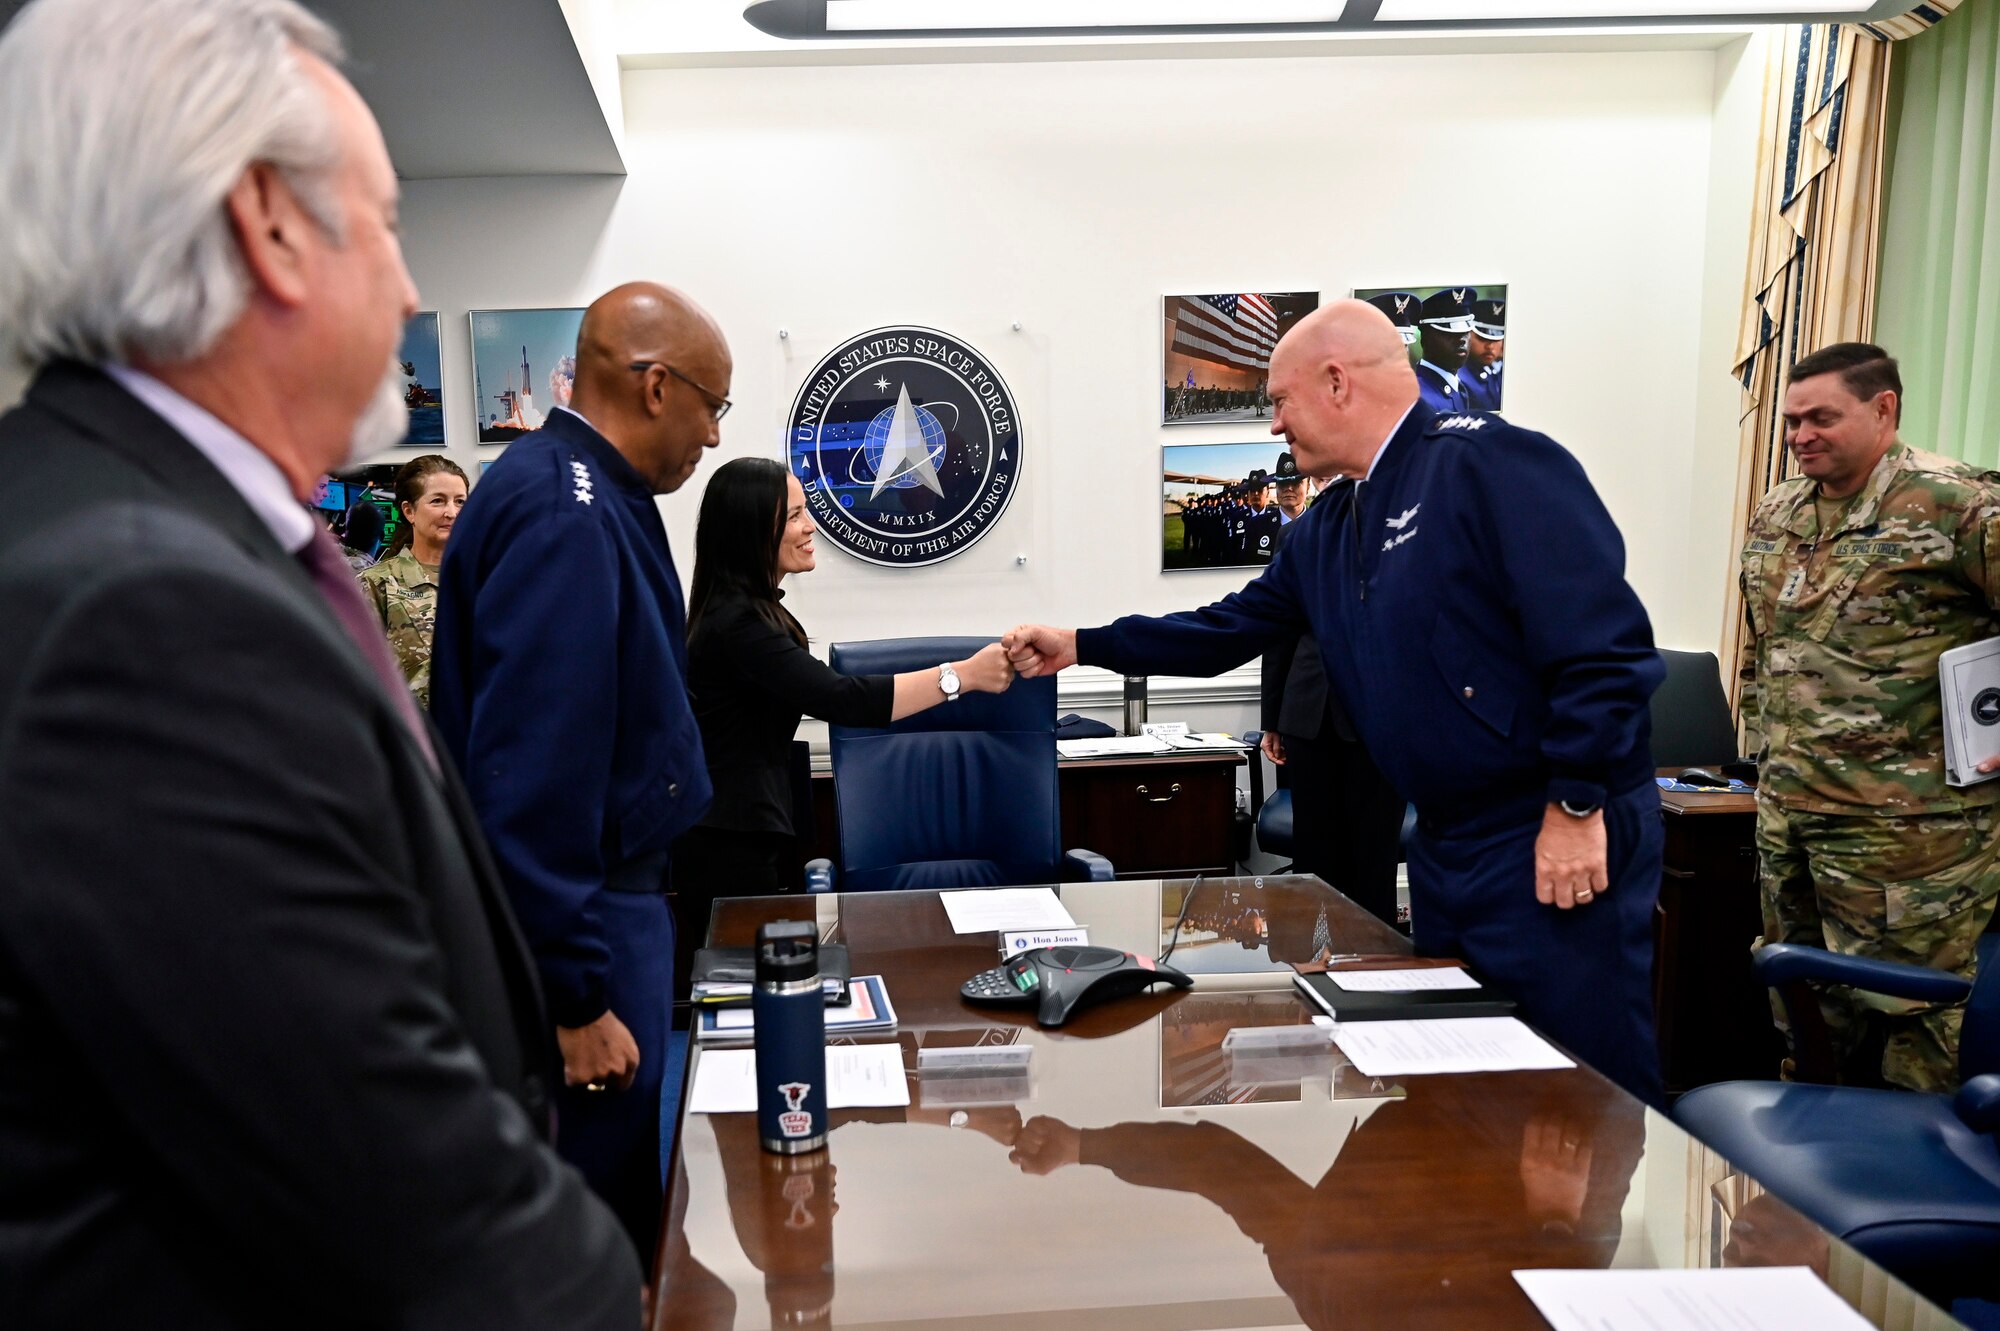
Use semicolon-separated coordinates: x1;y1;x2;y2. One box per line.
1675;936;2000;1302
1650;648;1740;769
804;637;1115;892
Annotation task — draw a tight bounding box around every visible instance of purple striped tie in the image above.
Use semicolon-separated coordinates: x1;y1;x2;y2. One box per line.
297;525;438;771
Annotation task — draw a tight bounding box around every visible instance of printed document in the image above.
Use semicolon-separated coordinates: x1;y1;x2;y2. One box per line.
1512;1267;1875;1331
1328;967;1482;992
687;1043;910;1114
1332;1017;1574;1076
940;887;1077;934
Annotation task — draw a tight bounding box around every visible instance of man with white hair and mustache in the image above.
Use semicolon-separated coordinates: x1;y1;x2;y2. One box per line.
0;0;638;1325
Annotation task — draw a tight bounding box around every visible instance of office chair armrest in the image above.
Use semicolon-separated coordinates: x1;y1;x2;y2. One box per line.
1062;848;1116;882
1955;1074;2000;1135
1752;944;1974;1004
804;858;836;894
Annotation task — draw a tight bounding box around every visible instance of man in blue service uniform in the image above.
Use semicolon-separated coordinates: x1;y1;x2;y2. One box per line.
1242;468;1283;564
1464;297;1507;412
1007;300;1665;1102
1414;287;1479;416
432;282;728;1256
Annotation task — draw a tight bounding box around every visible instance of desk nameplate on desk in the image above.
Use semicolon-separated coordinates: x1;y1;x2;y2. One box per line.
1000;928;1088;958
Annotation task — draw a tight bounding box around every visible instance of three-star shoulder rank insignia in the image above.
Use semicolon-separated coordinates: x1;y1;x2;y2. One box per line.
1436;415;1488;431
569;458;595;506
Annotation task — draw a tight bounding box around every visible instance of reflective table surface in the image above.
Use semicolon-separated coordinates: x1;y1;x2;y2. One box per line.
653;876;1961;1331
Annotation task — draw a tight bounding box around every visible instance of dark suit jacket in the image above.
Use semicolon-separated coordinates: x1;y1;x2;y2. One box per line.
686;591;893;836
1259;513;1356;743
0;364;637;1329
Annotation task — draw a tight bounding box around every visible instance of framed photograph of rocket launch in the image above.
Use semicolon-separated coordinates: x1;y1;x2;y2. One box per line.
1351;283;1508;415
1162;440;1318;572
1162;291;1317;425
469;307;584;443
396;312;444;447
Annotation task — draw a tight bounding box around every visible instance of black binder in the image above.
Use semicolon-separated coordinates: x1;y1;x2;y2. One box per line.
1292;968;1517;1022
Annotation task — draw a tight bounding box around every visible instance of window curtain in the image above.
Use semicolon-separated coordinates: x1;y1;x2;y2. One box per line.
1874;0;2000;465
1720;5;1963;714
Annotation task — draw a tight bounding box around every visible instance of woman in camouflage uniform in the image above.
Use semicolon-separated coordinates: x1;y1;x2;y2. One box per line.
359;454;467;708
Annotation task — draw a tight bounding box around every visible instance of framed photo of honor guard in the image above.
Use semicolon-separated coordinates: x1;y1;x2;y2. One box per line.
1162;291;1318;425
1162;440;1318;572
1353;283;1508;416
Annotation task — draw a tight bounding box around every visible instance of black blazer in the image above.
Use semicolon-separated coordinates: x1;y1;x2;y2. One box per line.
1260;513;1357;743
0;365;637;1329
686;591;893;835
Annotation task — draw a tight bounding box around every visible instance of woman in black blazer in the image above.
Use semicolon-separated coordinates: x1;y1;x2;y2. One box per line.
673;458;1014;912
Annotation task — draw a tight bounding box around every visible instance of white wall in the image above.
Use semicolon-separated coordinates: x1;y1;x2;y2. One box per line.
394;42;1762;663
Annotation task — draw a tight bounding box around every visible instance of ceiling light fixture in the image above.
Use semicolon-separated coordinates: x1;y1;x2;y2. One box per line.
1376;0;1865;16
825;0;1347;30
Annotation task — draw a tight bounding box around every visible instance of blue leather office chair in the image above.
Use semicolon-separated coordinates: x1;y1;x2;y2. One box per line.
804;637;1115;893
1256;787;1296;862
1251;758;1416;869
1674;936;2000;1301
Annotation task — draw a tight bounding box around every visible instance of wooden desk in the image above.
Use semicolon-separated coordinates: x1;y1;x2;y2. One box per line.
653;877;1956;1331
806;749;1247;879
1655;784;1785;1094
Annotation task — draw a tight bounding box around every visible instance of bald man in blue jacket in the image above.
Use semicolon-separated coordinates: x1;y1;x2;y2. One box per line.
433;283;727;1256
1008;300;1665;1103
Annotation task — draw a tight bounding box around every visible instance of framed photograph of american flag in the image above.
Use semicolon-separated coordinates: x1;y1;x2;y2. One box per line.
1162;291;1318;425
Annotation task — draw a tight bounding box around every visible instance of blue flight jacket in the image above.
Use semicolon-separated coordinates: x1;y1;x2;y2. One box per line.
1463;361;1503;412
1415;362;1473;417
431;408;712;1027
1079;406;1661;821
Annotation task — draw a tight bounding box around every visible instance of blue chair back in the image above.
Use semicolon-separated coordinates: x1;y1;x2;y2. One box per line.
826;637;1062;892
1649;648;1739;769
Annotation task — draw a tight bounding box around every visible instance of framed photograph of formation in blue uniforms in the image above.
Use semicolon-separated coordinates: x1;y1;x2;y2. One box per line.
469;307;584;443
1353;283;1508;416
1163;441;1319;572
395;312;444;447
1163;291;1319;425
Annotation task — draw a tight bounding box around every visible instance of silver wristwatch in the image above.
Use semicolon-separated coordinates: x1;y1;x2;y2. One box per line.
938;661;962;702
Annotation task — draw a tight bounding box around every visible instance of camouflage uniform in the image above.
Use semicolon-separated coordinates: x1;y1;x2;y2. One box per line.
357;548;440;709
1739;441;2000;1091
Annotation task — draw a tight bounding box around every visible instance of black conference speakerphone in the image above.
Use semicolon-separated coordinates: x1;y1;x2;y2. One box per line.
962;945;1192;1027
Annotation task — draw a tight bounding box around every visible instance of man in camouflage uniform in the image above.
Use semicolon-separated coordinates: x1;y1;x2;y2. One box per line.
1739;342;2000;1092
359;548;440;707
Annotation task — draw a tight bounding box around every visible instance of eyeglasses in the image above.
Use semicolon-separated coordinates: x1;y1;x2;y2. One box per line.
628;361;732;421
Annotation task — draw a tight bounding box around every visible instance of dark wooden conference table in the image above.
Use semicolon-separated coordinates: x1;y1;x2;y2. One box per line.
650;876;1961;1331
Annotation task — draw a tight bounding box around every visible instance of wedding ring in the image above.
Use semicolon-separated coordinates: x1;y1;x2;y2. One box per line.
583;1080;611;1093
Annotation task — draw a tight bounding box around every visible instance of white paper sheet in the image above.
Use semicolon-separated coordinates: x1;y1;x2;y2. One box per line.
1327;967;1481;992
1332;1017;1574;1076
1056;736;1174;758
687;1043;911;1114
1512;1267;1876;1331
939;887;1077;934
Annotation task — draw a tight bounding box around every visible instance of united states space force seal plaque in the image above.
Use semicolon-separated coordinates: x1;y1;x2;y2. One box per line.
786;326;1022;567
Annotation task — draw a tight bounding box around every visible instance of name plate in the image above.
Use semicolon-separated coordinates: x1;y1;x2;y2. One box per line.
1000;928;1089;958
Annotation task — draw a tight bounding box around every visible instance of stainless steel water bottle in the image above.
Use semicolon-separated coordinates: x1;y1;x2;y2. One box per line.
754;919;827;1155
1123;675;1149;735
